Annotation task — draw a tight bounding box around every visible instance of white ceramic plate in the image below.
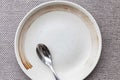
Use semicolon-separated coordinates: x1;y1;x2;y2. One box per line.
14;1;102;80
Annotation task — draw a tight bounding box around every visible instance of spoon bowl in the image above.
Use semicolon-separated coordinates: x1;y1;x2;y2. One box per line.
36;43;60;80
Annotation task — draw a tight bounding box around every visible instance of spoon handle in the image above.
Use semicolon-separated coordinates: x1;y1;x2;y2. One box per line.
49;65;60;80
53;73;60;80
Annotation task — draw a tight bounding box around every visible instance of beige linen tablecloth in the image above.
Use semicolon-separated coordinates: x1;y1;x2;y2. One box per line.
0;0;120;80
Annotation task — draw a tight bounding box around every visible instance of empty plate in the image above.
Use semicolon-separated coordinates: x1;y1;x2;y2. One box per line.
14;1;102;80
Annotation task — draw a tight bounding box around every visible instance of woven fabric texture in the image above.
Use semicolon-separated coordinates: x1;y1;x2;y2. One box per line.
0;0;120;80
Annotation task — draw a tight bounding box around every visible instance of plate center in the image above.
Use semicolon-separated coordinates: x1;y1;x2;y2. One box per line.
24;11;91;72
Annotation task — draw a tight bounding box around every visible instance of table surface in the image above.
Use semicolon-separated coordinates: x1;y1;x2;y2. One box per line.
0;0;120;80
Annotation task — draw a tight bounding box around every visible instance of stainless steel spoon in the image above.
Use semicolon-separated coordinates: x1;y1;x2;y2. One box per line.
36;43;60;80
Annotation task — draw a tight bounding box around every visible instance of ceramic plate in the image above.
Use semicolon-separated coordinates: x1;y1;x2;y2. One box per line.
14;1;102;80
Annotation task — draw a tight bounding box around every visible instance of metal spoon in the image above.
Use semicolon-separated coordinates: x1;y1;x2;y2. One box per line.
36;43;60;80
